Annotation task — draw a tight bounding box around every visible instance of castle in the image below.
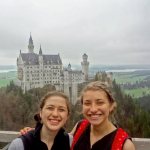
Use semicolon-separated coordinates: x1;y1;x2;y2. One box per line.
16;35;89;104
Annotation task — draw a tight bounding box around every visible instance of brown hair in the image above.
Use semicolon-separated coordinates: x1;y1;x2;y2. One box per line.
34;91;70;122
80;81;115;104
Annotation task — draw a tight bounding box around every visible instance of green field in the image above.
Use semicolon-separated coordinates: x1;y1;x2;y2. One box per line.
124;87;150;98
113;71;150;98
0;79;12;87
0;71;17;88
113;72;147;84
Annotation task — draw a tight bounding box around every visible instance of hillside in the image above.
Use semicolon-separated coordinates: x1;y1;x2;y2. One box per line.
113;70;150;98
0;71;17;88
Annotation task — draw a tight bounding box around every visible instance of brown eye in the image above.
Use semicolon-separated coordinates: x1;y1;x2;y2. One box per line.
83;101;91;106
97;101;104;105
46;106;54;110
58;108;66;112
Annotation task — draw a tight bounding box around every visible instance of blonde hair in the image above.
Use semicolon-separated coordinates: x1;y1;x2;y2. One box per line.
80;81;115;104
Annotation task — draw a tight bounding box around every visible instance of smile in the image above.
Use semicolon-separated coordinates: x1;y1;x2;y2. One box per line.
89;114;102;119
49;119;60;125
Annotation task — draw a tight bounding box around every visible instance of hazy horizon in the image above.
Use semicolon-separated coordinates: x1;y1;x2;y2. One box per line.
0;64;150;69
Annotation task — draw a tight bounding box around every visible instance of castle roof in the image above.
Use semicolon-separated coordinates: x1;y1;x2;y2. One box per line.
64;68;83;74
20;53;62;65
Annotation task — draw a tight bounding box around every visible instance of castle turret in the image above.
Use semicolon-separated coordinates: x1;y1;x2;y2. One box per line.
67;63;72;71
38;45;44;87
28;34;34;53
39;45;42;55
81;53;89;81
39;45;43;64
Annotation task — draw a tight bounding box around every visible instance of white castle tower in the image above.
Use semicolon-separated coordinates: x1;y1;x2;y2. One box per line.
81;53;89;81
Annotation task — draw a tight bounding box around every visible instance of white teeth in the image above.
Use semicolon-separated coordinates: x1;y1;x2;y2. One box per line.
91;115;99;117
51;120;58;122
51;119;58;121
89;114;102;119
90;114;101;117
49;119;59;123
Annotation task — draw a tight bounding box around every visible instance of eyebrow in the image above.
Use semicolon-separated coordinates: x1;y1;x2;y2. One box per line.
45;104;67;108
84;99;104;101
96;99;104;101
83;99;91;102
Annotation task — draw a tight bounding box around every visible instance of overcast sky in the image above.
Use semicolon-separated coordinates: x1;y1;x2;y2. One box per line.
0;0;150;66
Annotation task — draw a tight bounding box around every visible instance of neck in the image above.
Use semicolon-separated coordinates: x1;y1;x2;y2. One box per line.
91;119;116;136
90;120;116;147
40;125;59;149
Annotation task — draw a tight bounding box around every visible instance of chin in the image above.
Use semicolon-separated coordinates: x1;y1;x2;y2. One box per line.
90;122;101;126
47;124;62;131
49;127;61;131
88;119;102;125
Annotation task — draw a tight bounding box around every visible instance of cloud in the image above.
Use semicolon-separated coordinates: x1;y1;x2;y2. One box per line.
0;0;150;65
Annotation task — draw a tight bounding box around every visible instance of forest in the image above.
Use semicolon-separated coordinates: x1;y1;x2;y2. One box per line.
0;73;150;138
120;80;150;89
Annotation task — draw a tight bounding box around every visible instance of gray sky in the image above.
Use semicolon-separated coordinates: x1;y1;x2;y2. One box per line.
0;0;150;66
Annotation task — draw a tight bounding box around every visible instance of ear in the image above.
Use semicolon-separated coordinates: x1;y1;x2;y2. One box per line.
66;112;70;120
39;110;42;118
109;102;117;113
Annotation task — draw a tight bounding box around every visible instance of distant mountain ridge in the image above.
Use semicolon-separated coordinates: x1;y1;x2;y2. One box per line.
0;64;150;71
0;65;16;70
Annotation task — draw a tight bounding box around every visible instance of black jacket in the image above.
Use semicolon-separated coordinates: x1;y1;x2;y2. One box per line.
20;123;70;150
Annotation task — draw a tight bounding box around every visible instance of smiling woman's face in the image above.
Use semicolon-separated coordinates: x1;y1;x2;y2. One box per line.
40;96;69;132
82;90;114;126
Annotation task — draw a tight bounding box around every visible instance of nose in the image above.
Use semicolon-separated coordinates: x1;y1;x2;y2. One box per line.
90;103;97;113
52;108;59;117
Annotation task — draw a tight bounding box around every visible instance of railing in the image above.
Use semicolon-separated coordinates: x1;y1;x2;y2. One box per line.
0;131;150;150
132;138;150;150
0;131;19;150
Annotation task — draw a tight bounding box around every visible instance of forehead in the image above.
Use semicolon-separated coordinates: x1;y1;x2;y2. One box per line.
44;96;67;107
83;90;108;100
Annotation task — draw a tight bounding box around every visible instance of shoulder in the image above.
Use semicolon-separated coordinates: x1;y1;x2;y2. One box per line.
112;128;135;150
8;138;24;150
68;133;73;146
69;119;89;135
116;128;135;150
123;139;135;150
69;121;80;135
